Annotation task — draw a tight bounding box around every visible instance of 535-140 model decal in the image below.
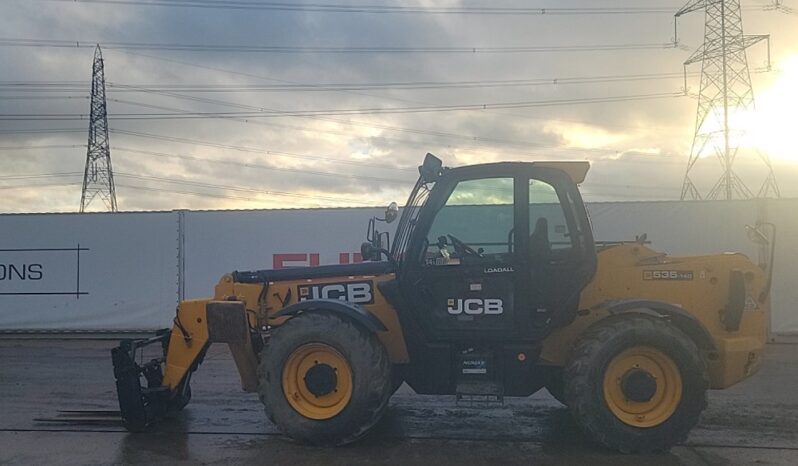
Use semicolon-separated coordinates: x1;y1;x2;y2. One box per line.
643;270;694;281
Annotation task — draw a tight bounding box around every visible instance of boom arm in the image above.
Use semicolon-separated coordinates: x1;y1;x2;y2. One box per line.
111;298;260;431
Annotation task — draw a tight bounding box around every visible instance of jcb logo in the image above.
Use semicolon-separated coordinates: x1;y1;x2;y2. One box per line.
447;298;504;315
298;281;374;305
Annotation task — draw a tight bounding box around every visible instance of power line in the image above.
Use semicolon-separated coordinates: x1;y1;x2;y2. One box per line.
0;81;87;91
10;82;687;171
757;0;798;14
0;181;81;191
0;144;85;150
0;170;682;199
115;183;268;204
0;66;768;138
0;66;771;94
106;125;612;173
102;108;627;161
0;128;87;135
0;95;88;100
112;146;415;183
0;140;709;169
0;148;693;199
0;91;683;120
111;145;691;194
0;76;693;164
110;129;416;171
105;71;699;93
102;94;624;157
0;48;700;180
103;48;688;134
30;1;684;15
32;0;778;15
101;79;682;145
0;172;83;180
115;104;620;160
114;172;375;205
100;91;671;161
0;148;677;202
0;38;679;54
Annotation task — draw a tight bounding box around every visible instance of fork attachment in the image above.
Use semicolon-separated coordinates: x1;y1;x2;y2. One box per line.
111;330;186;431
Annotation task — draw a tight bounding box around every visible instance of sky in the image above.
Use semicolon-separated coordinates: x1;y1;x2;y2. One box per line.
1;0;797;213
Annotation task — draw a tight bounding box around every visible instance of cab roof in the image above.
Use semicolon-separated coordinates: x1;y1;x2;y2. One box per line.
443;161;591;184
531;161;591;184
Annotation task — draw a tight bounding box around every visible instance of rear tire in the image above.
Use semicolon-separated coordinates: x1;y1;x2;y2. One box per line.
258;312;392;446
564;315;708;453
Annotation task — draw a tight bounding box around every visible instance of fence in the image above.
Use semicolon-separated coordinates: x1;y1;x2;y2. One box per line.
0;200;794;334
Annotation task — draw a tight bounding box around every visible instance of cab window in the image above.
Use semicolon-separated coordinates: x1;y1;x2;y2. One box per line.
529;179;573;260
423;177;514;266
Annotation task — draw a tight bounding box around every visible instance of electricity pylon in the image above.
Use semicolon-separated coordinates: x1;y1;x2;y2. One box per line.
80;45;118;212
677;0;779;200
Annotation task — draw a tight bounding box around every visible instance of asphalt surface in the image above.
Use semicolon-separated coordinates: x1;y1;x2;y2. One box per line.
1;339;796;465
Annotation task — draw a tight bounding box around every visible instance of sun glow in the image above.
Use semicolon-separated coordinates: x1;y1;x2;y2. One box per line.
748;55;798;162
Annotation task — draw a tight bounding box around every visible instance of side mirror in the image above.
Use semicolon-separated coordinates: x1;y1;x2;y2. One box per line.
746;224;769;245
360;241;381;262
385;202;399;224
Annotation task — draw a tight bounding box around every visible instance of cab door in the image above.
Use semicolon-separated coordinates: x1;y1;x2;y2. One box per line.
524;173;596;333
400;174;527;342
398;165;596;344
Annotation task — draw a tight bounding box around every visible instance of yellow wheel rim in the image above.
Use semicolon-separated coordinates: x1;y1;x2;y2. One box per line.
282;343;353;420
603;346;683;428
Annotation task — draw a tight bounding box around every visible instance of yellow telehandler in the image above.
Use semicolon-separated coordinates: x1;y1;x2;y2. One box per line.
111;153;772;452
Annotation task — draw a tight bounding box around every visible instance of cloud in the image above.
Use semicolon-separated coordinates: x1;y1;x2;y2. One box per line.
0;0;796;213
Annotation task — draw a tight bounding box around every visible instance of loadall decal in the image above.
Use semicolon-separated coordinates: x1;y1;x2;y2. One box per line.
643;270;694;281
298;281;374;304
484;266;514;274
447;298;504;315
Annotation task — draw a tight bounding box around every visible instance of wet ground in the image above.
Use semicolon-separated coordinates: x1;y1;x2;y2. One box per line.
1;339;796;465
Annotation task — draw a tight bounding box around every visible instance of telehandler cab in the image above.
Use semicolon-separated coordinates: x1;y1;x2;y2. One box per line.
112;153;771;452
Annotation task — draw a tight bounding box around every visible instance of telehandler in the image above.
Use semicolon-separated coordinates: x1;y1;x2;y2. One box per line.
112;153;771;452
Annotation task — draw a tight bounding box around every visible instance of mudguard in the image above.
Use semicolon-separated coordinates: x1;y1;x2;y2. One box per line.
272;298;387;332
603;299;716;351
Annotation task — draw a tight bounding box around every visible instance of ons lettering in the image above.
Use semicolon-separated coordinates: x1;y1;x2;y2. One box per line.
447;298;504;315
0;263;43;281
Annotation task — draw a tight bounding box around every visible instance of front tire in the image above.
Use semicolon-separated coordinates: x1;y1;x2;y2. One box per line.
258;312;392;446
564;315;708;453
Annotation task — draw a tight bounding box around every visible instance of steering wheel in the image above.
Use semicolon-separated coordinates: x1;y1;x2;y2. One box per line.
447;234;482;258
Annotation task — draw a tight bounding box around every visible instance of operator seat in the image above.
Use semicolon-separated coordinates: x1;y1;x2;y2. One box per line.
529;217;551;263
529;217;553;325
